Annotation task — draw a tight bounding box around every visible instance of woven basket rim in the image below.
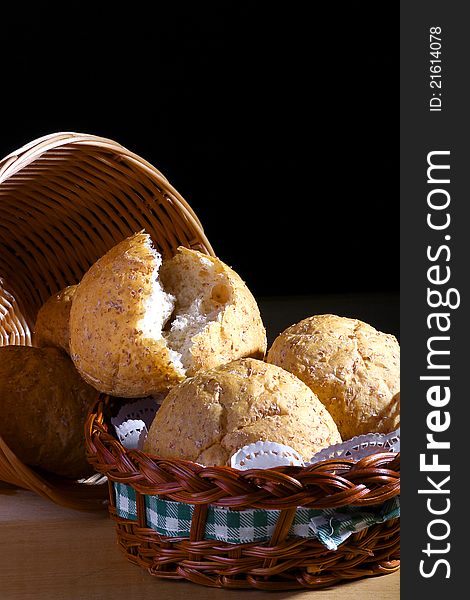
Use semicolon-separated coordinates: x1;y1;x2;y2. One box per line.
86;396;401;510
0;131;167;182
0;434;108;510
0;131;215;257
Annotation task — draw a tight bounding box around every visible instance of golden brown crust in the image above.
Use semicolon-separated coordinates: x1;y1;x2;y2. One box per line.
266;314;400;439
33;284;77;352
160;247;267;374
0;346;99;479
143;357;342;465
69;235;266;397
69;233;184;397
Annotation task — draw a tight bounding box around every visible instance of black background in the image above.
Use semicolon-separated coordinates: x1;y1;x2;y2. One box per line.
1;3;398;302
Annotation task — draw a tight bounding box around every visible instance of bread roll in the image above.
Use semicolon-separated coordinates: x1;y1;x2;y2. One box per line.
33;284;77;352
144;357;342;465
0;346;99;478
267;314;400;439
69;233;266;397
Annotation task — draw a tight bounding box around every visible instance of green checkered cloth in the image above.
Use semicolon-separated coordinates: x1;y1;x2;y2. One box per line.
114;483;399;550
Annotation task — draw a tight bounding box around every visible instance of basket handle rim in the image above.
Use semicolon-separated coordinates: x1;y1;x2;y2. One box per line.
0;131;168;183
0;132;216;257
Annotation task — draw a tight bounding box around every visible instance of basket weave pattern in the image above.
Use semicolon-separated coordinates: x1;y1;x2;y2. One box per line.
86;398;400;590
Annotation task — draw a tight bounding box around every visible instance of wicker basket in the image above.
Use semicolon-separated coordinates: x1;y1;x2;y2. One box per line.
0;132;214;510
86;398;399;590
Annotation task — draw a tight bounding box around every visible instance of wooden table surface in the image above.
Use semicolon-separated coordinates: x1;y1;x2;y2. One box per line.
0;483;399;600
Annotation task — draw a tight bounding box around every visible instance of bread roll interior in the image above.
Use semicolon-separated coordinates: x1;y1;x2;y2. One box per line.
140;238;232;376
161;253;232;372
136;242;182;370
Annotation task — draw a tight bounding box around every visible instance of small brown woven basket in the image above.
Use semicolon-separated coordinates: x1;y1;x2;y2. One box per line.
86;397;400;591
0;132;214;510
1;131;400;589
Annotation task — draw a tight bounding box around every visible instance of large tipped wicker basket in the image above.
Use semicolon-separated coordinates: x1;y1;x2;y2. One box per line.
0;132;214;510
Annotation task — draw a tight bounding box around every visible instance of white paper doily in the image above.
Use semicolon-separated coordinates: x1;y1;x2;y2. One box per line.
114;419;148;450
229;430;400;470
230;441;305;470
306;428;400;465
111;396;163;450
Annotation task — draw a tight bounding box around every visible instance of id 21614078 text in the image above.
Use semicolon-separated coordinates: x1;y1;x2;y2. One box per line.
429;27;443;112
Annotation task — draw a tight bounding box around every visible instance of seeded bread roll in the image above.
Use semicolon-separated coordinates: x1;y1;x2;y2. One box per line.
267;314;400;440
69;232;266;397
144;358;342;465
0;346;99;479
33;284;77;352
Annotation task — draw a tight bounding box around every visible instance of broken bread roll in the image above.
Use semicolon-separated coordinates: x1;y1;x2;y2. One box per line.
33;284;77;352
267;314;400;440
143;358;342;466
69;233;266;397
